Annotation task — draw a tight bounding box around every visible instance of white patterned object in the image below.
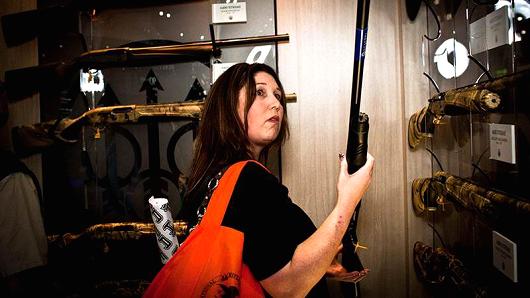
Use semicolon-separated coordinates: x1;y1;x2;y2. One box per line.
148;197;179;264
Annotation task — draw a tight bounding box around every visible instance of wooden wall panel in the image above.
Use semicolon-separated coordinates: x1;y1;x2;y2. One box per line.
0;1;41;186
399;3;433;298
277;0;411;297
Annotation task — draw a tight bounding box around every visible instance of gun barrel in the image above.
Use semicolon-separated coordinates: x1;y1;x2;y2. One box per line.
80;34;289;67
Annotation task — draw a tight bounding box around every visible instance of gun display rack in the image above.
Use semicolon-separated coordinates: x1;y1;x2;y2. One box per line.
2;1;287;296
407;0;530;296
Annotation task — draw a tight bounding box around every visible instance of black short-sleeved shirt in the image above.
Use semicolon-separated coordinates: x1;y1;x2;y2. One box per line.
181;162;328;297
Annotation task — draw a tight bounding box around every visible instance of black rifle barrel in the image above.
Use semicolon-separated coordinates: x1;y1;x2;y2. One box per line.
82;34;290;60
342;0;370;296
346;0;370;174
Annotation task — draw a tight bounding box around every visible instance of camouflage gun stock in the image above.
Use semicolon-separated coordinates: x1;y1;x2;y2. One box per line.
413;241;488;297
12;100;204;156
412;171;530;220
47;221;189;248
407;70;530;149
408;87;501;149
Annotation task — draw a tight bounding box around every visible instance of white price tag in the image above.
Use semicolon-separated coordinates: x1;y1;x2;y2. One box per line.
212;2;247;24
489;123;516;164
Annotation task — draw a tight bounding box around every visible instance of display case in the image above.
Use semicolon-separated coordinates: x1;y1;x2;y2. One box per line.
3;1;285;296
409;0;530;296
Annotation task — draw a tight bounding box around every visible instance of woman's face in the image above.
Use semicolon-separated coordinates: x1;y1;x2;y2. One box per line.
238;71;284;158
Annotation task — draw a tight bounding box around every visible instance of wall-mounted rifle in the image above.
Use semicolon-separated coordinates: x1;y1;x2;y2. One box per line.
341;0;371;296
11;93;297;157
412;172;530;221
4;33;289;100
11;100;204;157
408;70;530;149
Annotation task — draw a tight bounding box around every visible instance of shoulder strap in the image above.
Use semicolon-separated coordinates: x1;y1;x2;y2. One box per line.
200;160;268;228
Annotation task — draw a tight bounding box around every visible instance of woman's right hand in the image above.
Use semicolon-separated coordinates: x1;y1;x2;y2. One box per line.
336;153;374;212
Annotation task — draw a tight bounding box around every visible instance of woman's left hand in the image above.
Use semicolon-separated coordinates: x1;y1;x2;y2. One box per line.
325;256;369;283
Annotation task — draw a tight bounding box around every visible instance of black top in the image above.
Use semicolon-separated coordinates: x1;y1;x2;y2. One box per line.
180;162;328;297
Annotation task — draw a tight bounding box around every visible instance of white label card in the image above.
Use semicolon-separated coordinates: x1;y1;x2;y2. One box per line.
470;5;511;54
489;123;516;164
212;63;236;83
486;5;511;50
492;230;518;282
212;2;247;24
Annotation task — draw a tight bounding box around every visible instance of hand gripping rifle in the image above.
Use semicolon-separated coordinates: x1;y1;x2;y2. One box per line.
341;0;370;295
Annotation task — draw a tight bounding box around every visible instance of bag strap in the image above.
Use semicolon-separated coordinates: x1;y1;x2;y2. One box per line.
200;160;267;228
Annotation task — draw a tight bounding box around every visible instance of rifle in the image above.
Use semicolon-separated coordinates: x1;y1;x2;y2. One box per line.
413;241;488;297
12;101;204;156
412;172;530;220
12;93;298;156
47;220;189;248
4;33;290;100
341;0;370;295
408;70;530;149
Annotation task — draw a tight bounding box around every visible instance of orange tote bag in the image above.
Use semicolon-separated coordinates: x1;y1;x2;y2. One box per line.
143;160;265;298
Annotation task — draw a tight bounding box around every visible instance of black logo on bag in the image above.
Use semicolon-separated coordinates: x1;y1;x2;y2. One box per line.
201;272;241;298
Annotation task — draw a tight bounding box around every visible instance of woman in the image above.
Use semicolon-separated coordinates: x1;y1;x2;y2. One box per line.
181;63;374;297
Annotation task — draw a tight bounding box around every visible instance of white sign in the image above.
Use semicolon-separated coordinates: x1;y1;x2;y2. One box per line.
79;69;104;92
212;62;236;83
489;123;516;164
212;2;247;24
246;45;272;64
433;38;469;79
487;5;511;50
470;5;511;54
492;230;518;282
469;17;487;54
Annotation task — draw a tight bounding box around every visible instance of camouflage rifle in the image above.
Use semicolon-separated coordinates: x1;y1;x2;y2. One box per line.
12;100;204;156
12;93;297;156
413;241;488;297
407;70;530;149
412;171;530;219
408;86;501;149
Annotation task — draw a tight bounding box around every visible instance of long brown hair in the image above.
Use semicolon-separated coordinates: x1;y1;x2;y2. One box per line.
186;63;289;194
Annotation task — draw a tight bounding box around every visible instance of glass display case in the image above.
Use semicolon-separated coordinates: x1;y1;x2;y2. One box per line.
413;0;530;296
6;1;284;296
35;0;282;233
